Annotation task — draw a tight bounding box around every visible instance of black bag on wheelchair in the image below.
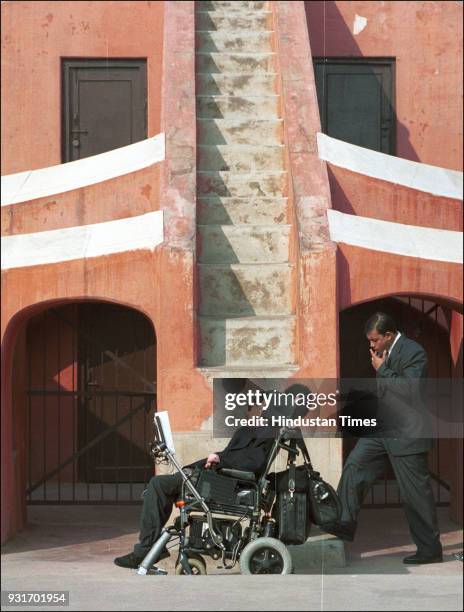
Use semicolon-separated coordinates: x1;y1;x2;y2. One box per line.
295;437;342;528
306;468;341;527
273;462;311;545
271;436;342;541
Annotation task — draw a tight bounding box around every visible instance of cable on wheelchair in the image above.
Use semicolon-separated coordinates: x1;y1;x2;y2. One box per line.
221;508;250;569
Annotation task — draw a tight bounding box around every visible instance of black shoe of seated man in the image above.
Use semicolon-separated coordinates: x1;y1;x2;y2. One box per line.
403;552;443;565
323;521;355;542
114;549;170;569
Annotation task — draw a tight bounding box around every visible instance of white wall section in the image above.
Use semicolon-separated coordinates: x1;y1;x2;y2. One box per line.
1;211;164;270
327;209;463;264
353;15;367;35
1;133;165;206
317;133;463;200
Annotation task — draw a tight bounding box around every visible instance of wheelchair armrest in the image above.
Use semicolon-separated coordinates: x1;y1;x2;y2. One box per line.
218;468;256;482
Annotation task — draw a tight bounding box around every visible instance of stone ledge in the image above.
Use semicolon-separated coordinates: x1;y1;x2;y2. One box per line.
288;526;346;572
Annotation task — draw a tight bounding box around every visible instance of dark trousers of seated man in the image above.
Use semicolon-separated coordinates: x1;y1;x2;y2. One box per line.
338;438;442;557
134;472;183;559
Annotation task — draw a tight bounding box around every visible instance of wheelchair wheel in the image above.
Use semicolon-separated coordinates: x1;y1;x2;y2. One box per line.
239;537;293;575
175;555;207;575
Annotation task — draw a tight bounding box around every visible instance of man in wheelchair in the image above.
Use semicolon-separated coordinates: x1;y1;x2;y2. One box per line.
114;401;272;570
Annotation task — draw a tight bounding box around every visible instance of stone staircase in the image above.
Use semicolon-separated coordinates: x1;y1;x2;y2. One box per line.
196;0;297;377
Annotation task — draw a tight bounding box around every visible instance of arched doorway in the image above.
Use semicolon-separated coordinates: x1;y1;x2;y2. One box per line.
14;301;156;507
339;295;460;511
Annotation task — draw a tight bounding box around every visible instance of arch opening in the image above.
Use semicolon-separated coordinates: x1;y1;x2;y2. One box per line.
339;294;462;522
7;300;157;521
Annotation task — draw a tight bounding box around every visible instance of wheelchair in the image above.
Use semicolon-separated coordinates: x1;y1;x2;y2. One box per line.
137;426;304;575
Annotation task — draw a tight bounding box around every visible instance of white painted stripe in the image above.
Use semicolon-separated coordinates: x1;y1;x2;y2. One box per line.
317;133;463;200
1;134;165;207
327;209;463;264
1;211;164;270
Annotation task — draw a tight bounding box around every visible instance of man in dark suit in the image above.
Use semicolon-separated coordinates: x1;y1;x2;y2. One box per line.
326;312;443;564
114;402;272;570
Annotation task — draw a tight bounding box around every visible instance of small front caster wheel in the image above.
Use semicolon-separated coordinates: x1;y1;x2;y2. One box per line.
175;555;207;575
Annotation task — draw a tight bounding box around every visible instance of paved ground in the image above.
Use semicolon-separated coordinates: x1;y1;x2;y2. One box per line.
1;506;462;611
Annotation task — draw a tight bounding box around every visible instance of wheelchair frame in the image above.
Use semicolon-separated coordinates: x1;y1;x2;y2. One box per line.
137;426;301;575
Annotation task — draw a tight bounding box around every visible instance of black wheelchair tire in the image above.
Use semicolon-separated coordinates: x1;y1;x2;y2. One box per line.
239;537;293;575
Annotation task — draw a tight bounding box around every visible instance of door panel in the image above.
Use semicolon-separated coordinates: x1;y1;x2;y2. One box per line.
314;59;395;154
63;60;147;162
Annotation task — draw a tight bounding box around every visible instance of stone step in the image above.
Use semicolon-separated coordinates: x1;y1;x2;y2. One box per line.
197;118;283;145
196;94;279;119
197;171;287;198
196;30;273;53
195;11;271;31
197;224;291;264
198;263;294;317
198;365;300;389
196;52;275;74
197;196;288;225
196;73;277;96
196;1;269;11
199;315;296;367
198;144;284;172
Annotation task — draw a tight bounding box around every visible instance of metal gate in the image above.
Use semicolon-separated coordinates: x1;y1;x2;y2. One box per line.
25;303;156;504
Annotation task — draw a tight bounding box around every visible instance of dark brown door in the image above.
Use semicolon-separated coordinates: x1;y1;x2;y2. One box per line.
62;59;147;162
314;59;395;154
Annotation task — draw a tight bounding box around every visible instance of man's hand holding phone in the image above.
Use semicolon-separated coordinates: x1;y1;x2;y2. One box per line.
370;348;387;371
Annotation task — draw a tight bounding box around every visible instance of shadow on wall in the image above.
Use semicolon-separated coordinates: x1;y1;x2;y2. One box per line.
306;0;420;162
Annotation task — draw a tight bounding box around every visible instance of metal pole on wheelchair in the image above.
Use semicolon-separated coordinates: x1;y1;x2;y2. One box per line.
137;529;172;575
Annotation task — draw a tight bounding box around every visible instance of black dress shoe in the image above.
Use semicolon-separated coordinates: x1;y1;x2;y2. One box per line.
403;552;443;565
114;549;170;569
323;521;355;542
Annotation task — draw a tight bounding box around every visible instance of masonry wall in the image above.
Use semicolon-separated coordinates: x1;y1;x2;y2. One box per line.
1;0;164;174
305;0;463;170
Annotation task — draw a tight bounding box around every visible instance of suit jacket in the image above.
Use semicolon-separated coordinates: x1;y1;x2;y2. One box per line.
188;426;274;476
376;334;432;456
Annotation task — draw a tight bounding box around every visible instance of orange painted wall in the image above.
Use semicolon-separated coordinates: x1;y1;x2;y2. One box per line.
306;0;463;170
273;2;338;381
1;166;161;235
1;246;212;541
0;1;203;543
1;0;164;174
338;245;463;312
326;166;463;231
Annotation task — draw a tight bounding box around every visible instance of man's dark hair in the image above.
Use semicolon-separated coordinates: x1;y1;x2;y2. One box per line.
364;312;397;335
